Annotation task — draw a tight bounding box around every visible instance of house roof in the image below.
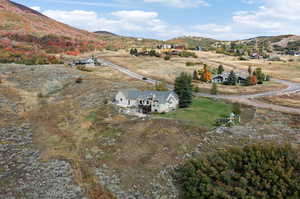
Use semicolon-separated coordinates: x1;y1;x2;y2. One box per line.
213;72;248;80
119;89;178;103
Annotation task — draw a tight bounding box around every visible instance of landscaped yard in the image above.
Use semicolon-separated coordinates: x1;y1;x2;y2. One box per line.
160;97;233;128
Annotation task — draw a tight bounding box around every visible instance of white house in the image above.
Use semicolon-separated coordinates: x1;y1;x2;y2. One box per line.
71;58;95;67
115;89;179;113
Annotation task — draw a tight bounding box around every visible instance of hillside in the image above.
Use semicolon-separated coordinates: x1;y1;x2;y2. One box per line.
167;35;300;53
0;0;107;64
0;0;100;39
167;36;218;50
94;31;162;50
94;31;118;37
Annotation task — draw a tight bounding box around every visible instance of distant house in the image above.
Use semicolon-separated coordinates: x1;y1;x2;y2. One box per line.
250;53;261;59
157;44;172;49
212;72;230;83
287;51;300;56
213;72;248;85
115;89;179;113
196;46;203;51
71;58;95;67
173;45;186;50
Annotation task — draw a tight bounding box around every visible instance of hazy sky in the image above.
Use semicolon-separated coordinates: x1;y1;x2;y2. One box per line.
14;0;300;40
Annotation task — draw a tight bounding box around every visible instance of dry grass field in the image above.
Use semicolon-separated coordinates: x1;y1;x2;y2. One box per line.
195;51;300;83
99;50;288;94
261;93;300;108
1;63;300;199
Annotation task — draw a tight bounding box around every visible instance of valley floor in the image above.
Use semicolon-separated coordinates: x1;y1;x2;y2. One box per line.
0;64;299;199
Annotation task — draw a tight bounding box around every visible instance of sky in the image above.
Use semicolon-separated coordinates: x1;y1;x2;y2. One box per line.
13;0;300;40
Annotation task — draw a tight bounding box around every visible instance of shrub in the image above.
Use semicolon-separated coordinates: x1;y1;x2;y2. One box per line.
186;62;202;67
155;81;168;91
75;77;83;84
268;56;281;61
239;56;248;61
164;55;171;60
232;103;241;115
193;86;199;92
186;62;195;66
178;144;300;199
179;51;197;58
210;83;218;95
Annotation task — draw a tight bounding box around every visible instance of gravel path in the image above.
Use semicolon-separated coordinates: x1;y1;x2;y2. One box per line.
97;58;300;114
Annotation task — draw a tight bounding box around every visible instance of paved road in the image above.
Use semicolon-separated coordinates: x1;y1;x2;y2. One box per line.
97;58;300;114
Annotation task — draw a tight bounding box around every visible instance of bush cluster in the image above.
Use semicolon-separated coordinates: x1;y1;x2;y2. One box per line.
179;51;198;58
178;144;300;199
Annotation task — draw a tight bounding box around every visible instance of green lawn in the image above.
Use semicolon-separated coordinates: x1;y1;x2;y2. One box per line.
161;97;233;128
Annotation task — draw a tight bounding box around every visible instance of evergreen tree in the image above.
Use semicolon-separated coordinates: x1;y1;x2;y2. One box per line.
193;70;199;80
174;72;193;108
179;144;300;199
248;66;252;75
130;48;138;56
149;49;157;56
232;103;241;115
210;82;218;95
255;67;265;83
217;65;224;74
226;70;237;85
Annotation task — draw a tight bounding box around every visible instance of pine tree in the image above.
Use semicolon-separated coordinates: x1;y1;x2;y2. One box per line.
255;68;265;83
211;83;218;95
248;66;252;75
174;72;193;108
218;65;224;74
193;70;199;80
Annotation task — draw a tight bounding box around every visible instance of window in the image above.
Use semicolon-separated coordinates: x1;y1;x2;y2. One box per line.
128;100;130;105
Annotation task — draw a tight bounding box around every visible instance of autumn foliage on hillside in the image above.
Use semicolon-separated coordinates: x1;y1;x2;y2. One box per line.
0;33;106;64
178;144;300;199
0;0;107;64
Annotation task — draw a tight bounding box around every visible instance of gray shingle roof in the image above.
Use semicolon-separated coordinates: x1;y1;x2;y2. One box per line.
120;89;178;103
